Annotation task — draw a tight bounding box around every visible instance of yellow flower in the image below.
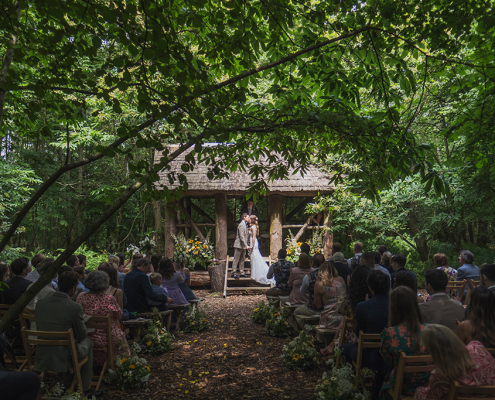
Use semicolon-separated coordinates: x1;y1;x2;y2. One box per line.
129;365;135;369
204;245;208;249
287;250;291;254
305;242;308;244
273;313;279;317
121;358;127;363
224;344;227;348
194;251;198;255
161;331;164;334
195;241;200;245
147;341;152;346
307;340;314;347
254;308;259;312
297;242;301;246
202;319;207;322
293;353;300;361
146;366;150;371
189;239;193;243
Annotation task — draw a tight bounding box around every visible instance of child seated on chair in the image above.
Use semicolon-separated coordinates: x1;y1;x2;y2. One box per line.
147;273;170;311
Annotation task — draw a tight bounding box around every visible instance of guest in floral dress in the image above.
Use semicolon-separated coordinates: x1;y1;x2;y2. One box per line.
426;253;458;300
415;324;495;400
159;258;189;306
320;265;372;355
380;286;430;399
77;271;130;368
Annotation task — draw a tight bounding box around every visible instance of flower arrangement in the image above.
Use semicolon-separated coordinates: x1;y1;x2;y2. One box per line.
285;230;324;262
265;310;293;337
314;362;370;400
105;343;151;390
125;244;140;259
139;236;156;254
280;328;320;371
172;232;214;270
181;303;210;333
251;301;277;324
40;382;88;400
139;314;174;356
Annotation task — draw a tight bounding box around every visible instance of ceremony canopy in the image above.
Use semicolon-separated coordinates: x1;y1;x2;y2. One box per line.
154;145;335;262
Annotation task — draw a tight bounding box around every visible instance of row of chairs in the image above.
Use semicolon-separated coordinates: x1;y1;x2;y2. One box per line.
338;316;495;400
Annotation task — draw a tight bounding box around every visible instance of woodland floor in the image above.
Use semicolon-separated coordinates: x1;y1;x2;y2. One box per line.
102;290;328;400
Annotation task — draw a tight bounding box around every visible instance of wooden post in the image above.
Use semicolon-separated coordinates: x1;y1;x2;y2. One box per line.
176;201;206;242
269;194;283;260
164;202;176;258
183;199;191;239
152;199;163;253
323;210;333;260
215;193;228;266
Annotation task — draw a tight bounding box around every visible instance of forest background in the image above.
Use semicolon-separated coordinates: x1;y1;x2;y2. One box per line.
1;0;495;289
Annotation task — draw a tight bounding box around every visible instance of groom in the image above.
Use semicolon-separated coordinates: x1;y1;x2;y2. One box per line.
232;213;252;278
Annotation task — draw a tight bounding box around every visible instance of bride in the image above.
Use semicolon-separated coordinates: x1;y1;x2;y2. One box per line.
248;215;275;285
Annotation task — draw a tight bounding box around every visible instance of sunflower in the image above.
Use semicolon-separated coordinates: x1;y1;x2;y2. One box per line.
121;358;127;363
287;250;291;254
189;239;194;244
297;242;302;246
292;353;300;361
195;241;200;245
204;245;208;249
129;365;135;370
147;341;152;346
273;313;279;317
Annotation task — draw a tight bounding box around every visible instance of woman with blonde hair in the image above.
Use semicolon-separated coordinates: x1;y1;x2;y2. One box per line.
415;324;495;400
288;253;314;305
248;215;275;285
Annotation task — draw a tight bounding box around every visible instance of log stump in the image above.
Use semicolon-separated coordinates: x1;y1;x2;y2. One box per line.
208;263;224;293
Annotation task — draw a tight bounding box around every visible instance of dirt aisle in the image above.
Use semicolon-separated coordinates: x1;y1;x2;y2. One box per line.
106;291;326;399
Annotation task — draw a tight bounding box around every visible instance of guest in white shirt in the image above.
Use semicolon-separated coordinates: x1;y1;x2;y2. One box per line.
25;254;46;283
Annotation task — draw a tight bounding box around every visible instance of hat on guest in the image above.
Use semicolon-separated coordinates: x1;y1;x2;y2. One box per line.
333;252;345;262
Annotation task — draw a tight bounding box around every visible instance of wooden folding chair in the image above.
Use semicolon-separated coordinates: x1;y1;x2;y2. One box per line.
486;348;495;357
17;308;36;371
85;315;112;390
446;380;495;400
445;280;467;301
335;317;356;367
353;331;382;385
387;351;434;400
21;326;89;393
0;304;17;346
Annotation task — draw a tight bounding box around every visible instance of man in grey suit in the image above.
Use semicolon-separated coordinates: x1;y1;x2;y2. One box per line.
419;269;465;330
232;213;252;278
34;271;102;397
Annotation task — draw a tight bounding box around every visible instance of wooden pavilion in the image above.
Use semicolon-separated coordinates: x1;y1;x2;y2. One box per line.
154;144;335;265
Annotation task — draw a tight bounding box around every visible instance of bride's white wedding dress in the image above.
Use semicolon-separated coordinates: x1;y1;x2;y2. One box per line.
250;238;275;285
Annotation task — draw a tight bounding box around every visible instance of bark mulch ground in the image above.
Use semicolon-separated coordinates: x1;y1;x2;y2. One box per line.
103;290;327;399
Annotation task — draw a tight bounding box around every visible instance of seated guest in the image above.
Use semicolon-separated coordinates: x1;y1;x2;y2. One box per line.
26;258;57;329
456;286;495;348
53;265;73;291
35;271;101;398
150;253;162;273
320;265;372;355
98;263;124;310
265;249;295;297
294;262;345;327
464;263;495;316
73;266;89;293
433;253;457;281
361;252;391;282
2;257;32;304
415;324;495;400
456;250;479;301
113;254;126;289
26;253;46;283
381;251;393;274
159;258;188;306
300;253;325;301
377;244;388;257
419;269;464;330
288;253;314;305
176;262;196;301
390;254;417;288
147;273;170;311
332;252;351;284
328;243;346;263
348;242;364;270
66;254;80;268
77;271;130;369
394;271;424;303
0;364;41;400
380;286;429;398
124;258;169;315
341;270;390;399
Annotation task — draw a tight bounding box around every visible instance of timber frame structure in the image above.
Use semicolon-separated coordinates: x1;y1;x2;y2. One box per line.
154;145;336;266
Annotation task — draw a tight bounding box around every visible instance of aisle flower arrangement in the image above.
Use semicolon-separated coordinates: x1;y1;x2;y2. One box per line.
105;343;151;390
314;362;370;400
139;236;156;254
251;301;277;324
172;232;214;270
280;328;320;371
138;314;174;355
181;303;210;333
285;230;324;262
40;382;88;399
265;310;293;337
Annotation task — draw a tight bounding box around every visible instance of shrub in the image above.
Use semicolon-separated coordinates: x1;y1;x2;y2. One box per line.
250;301;276;324
181;303;210;333
280;328;320;371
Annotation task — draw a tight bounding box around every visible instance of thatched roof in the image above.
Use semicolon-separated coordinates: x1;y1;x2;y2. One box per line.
154;144;334;197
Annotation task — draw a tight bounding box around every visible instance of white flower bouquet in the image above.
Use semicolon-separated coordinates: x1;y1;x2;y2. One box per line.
139;236;155;254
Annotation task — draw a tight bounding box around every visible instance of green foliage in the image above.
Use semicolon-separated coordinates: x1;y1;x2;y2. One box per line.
105;343;151;390
40;382;88;400
138;316;174;356
0;246;25;264
265;310;293;338
181;304;210;333
280;328;320;371
314;363;370;400
250;301;277;324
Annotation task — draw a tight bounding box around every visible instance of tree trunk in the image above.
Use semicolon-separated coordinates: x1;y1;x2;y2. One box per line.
152;199;163;253
323;211;333;259
164;202;176;258
269;194;283;260
208;263;224;293
215;194;228;266
406;208;430;262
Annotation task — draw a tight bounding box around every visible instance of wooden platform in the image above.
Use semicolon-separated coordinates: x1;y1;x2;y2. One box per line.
223;255;274;297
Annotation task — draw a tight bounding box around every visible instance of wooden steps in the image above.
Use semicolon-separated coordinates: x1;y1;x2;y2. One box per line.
223;255;273;297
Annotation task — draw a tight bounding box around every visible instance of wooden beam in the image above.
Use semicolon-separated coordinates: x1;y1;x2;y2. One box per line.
176;223;216;228
293;214;316;242
282;225;322;229
269;194;283;260
164;202;176;258
215;193;228;266
190;201;215;223
285;197;312;221
176;201;206;242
